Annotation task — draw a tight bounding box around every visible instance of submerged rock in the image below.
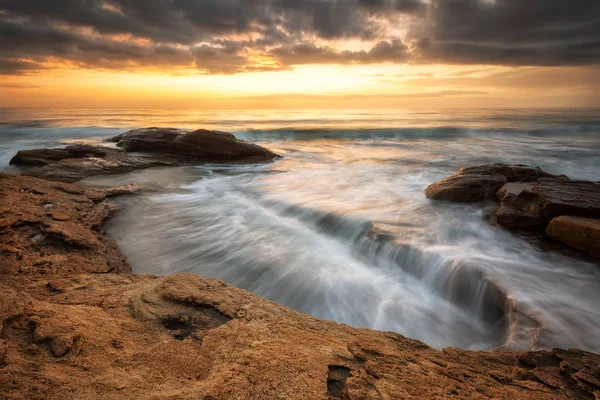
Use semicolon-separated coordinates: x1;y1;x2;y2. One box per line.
111;127;280;162
547;216;600;257
425;163;557;202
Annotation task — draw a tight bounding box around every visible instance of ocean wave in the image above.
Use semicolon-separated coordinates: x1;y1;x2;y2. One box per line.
234;126;600;141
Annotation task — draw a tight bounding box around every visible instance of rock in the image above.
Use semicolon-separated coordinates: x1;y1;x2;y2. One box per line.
111;127;280;162
2;171;600;399
47;211;71;221
19;147;175;183
12;128;279;183
425;163;558;202
0;172;130;275
546;216;600;257
496;178;600;229
9;145;109;166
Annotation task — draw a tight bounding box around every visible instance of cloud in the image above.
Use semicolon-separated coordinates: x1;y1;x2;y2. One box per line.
404;66;600;90
269;39;410;65
0;0;598;75
410;0;600;66
0;82;40;88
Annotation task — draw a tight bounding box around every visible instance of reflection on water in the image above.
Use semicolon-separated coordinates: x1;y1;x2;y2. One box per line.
2;108;600;351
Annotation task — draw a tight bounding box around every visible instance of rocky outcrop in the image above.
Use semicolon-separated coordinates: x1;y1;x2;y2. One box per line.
0;172;136;275
425;163;558;202
547;216;600;258
496;179;600;230
10;129;280;183
111;127;280;162
2;173;600;399
426;164;600;258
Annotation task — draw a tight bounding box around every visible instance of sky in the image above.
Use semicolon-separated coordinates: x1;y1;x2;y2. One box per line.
0;0;598;108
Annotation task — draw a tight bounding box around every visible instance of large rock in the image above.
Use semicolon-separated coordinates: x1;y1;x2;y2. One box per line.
425;163;558;202
496;178;600;229
546;216;600;257
10;129;280;183
111;127;280;162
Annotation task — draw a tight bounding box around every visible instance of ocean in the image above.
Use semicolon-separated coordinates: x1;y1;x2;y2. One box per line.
2;107;599;352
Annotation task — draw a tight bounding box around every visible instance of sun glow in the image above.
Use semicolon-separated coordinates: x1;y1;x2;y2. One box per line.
1;62;598;109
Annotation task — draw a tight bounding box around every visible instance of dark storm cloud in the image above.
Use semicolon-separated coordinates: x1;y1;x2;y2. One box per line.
0;0;598;74
0;19;192;71
270;39;410;65
411;0;600;66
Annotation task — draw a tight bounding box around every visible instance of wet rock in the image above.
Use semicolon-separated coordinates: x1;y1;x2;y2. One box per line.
9;145;108;166
546;216;600;257
425;163;557;202
20;147;175;183
111;127;280;162
496;179;600;229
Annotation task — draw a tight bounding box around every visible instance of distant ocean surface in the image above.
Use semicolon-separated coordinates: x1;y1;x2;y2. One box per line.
2;107;600;352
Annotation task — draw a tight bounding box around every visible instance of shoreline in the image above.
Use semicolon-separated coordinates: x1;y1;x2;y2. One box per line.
2;171;600;399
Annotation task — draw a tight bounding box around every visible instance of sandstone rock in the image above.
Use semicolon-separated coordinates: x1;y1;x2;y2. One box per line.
0;172;131;275
2;172;600;399
496;179;600;229
425;163;557;202
111;127;280;162
546;216;600;257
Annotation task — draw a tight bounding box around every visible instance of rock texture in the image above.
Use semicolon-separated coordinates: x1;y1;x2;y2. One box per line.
0;172;137;275
10;145;109;166
497;179;600;230
111;127;280;162
547;216;600;258
2;171;600;399
11;144;178;183
425;164;558;202
10;129;280;183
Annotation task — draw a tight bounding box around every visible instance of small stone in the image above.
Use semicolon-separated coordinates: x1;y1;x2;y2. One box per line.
31;234;45;244
48;211;71;221
50;336;75;357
